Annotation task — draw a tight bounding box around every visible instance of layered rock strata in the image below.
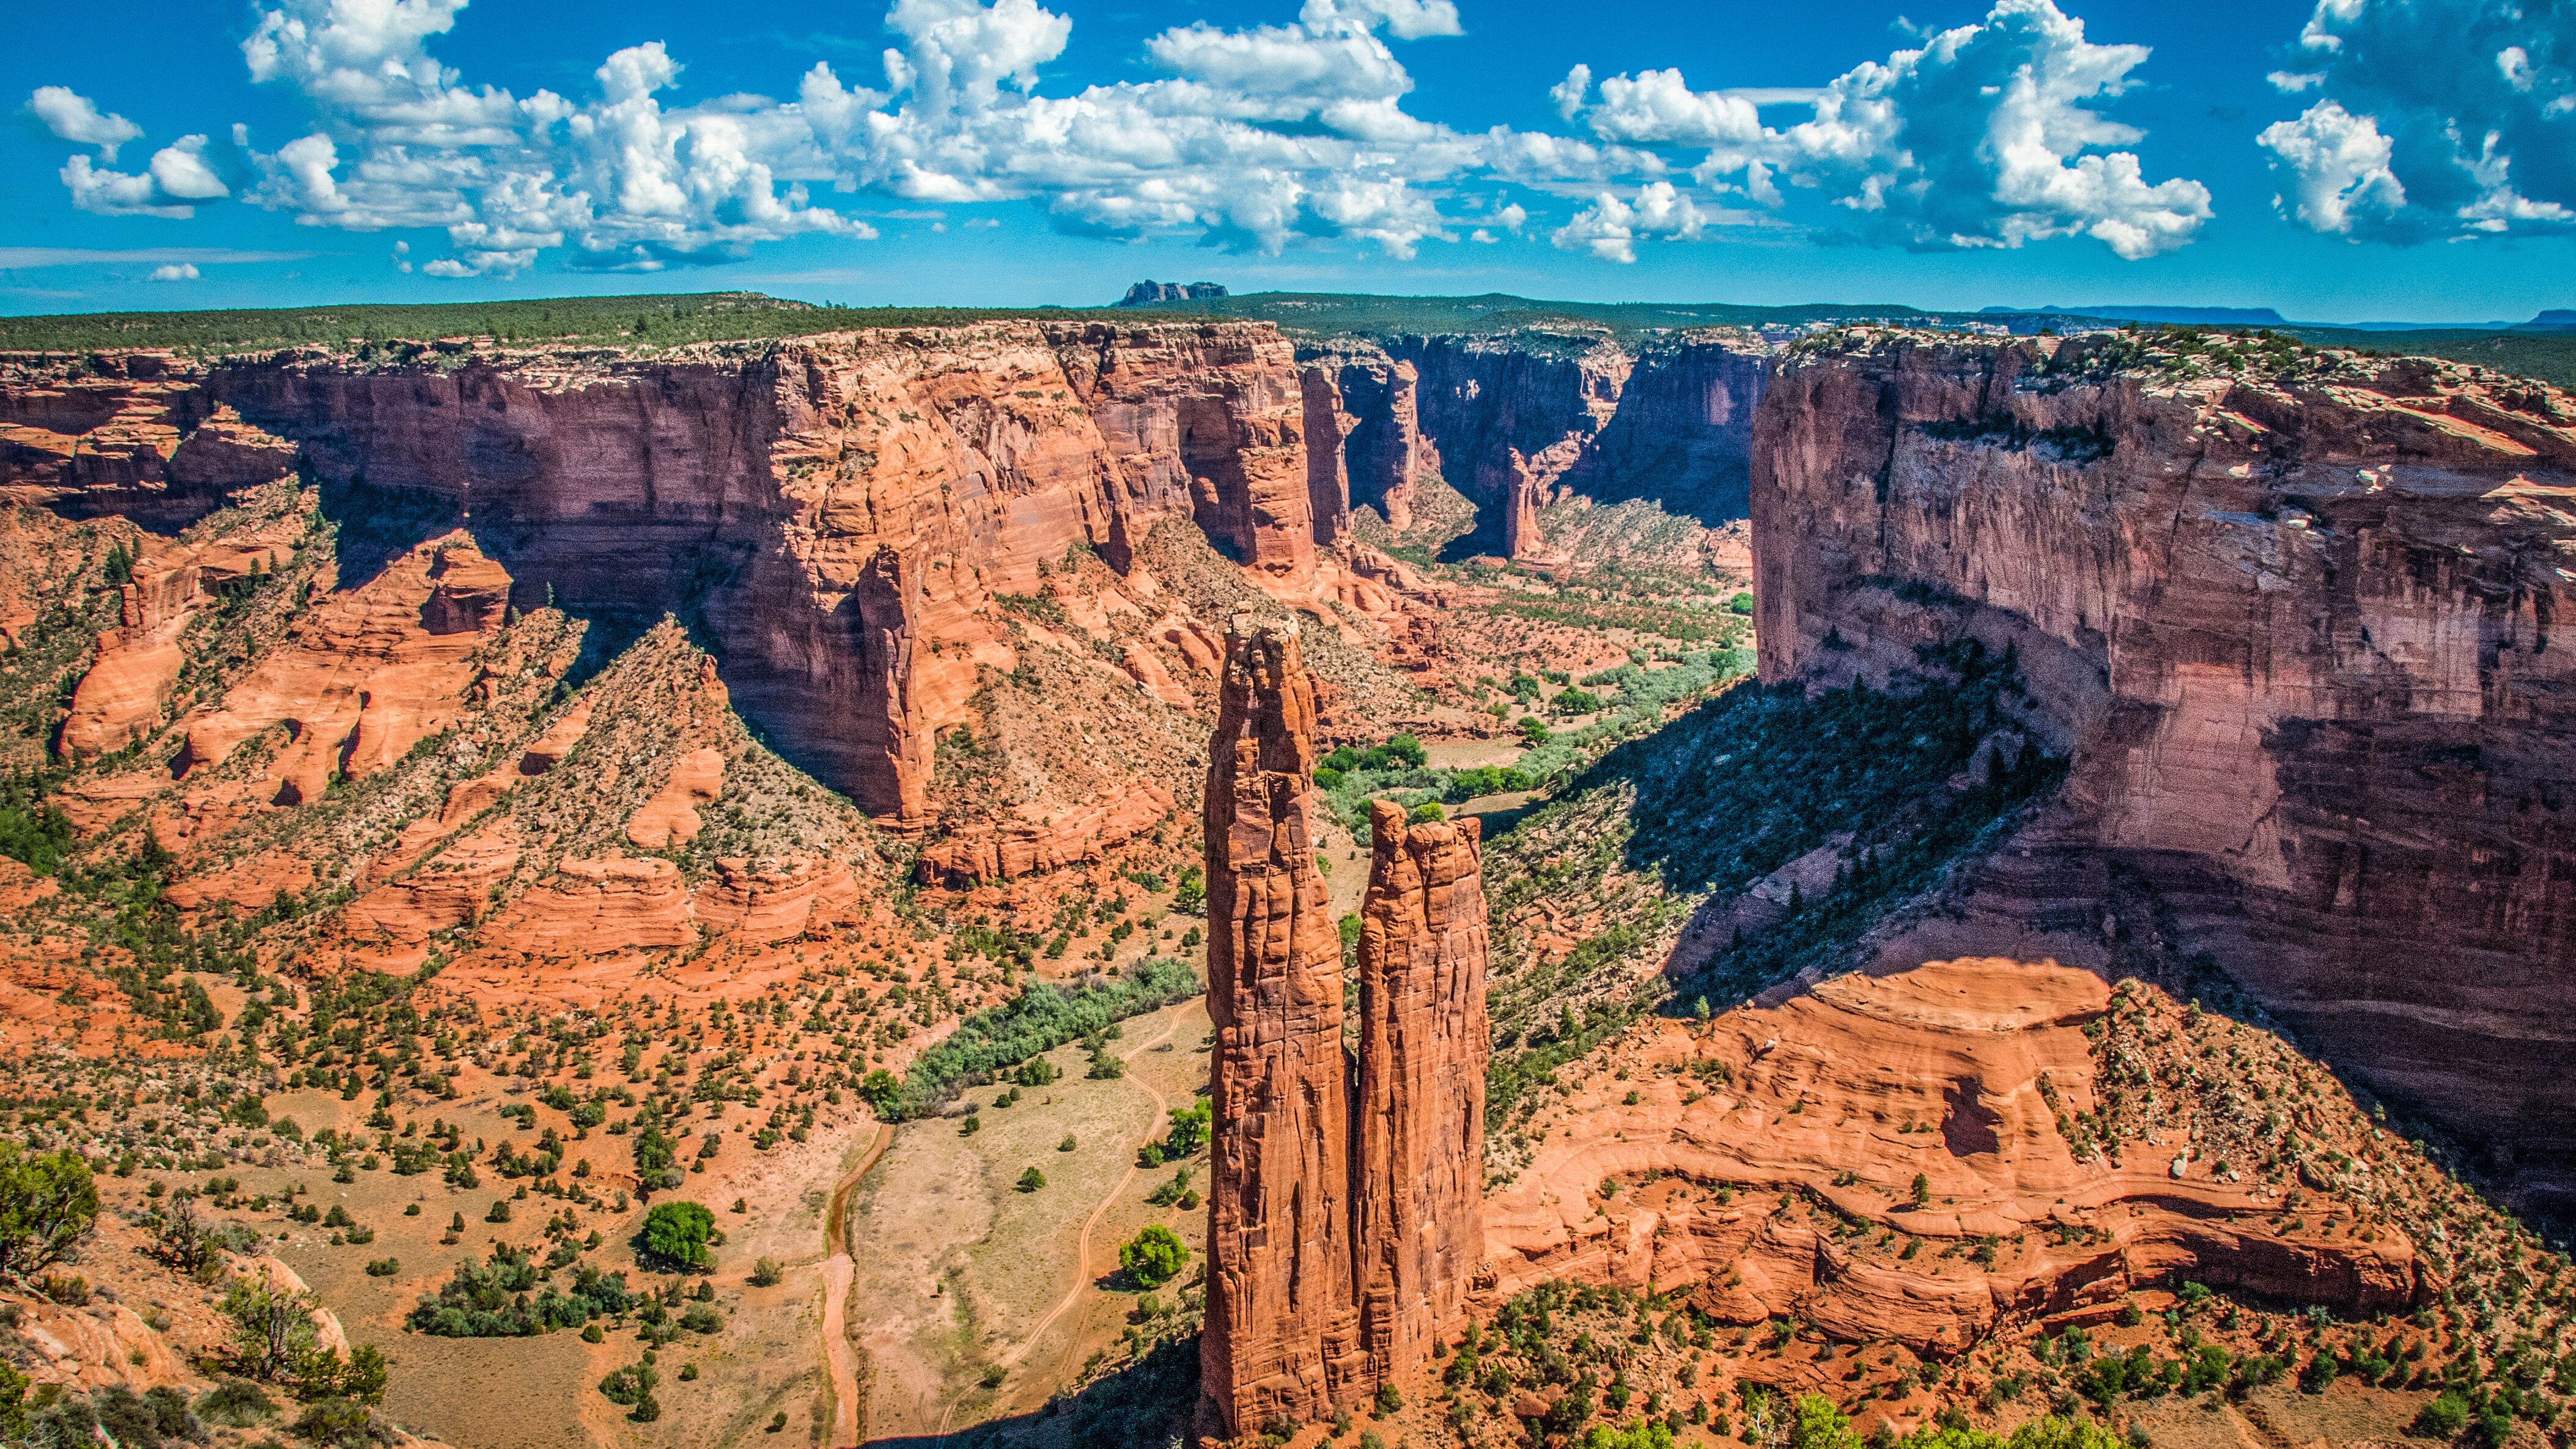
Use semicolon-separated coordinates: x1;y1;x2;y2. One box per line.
1313;331;1768;556
1750;334;2576;1207
5;323;1348;830
1483;957;2419;1355
1201;622;1487;1437
1203;618;1361;1429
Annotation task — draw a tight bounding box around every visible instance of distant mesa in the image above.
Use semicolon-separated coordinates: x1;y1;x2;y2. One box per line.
1117;279;1228;307
2530;309;2576;330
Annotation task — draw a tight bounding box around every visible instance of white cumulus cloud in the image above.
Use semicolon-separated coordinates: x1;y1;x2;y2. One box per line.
28;87;143;160
1552;0;2211;259
148;263;201;281
1551;181;1706;262
2260;0;2575;242
33;0;2220;272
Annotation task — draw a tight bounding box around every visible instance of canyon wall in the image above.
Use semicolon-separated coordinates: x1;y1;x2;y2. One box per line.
1751;334;2576;1208
1201;623;1488;1437
1313;331;1768;556
5;321;1337;825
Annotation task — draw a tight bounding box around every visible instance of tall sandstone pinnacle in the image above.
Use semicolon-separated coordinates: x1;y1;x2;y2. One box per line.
1202;617;1362;1431
1353;800;1488;1387
1201;621;1488;1439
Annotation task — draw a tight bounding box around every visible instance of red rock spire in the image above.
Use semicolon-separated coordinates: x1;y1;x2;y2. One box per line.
1353;799;1489;1386
1201;616;1362;1432
1201;623;1489;1439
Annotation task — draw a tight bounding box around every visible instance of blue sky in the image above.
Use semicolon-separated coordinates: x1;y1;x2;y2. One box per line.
6;0;2570;322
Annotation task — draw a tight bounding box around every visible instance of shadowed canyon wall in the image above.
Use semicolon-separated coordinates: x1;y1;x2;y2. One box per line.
1319;331;1770;555
1201;621;1487;1437
1751;335;2576;1209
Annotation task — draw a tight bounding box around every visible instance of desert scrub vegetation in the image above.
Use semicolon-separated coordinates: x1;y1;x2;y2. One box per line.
1308;648;1750;847
1477;641;2065;1152
0;290;1161;357
858;955;1199;1120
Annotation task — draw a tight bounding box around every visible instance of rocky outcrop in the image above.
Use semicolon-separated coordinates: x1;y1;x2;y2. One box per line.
168;531;512;806
1299;345;1426;530
1306;331;1768;556
1482;958;2420;1355
1201;623;1488;1437
1352;800;1488;1388
626;747;723;849
1203;618;1361;1432
1398;334;1623;558
1057;322;1316;581
1297;365;1354;549
913;783;1176;884
1750;334;2576;1209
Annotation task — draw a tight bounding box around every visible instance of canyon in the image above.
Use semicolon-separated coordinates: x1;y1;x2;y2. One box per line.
8;300;2576;1449
1199;619;1490;1438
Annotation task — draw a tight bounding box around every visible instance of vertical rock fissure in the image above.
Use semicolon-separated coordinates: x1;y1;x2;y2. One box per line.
1202;619;1486;1439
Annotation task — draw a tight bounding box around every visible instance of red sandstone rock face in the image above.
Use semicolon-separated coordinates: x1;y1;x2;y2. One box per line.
0;361;293;521
166;531;511;806
1056;322;1318;581
915;783;1176;885
1750;336;2576;1209
1353;800;1489;1387
1483;959;2419;1354
161;321;1320;829
1291;344;1431;531
1202;618;1361;1432
1201;628;1491;1437
1298;365;1354;550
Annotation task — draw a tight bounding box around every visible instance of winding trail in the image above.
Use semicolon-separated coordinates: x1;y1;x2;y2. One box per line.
821;1121;895;1449
932;1003;1192;1444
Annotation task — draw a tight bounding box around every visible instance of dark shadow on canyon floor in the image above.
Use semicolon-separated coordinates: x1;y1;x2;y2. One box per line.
860;1332;1200;1449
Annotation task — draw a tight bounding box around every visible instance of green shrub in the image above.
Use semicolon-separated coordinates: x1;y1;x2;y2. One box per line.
411;1247;632;1336
1118;1225;1189;1286
880;957;1197;1118
640;1201;715;1270
0;1143;100;1277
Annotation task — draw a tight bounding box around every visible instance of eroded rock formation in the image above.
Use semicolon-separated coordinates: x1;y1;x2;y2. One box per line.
1482;957;2421;1355
4;323;1364;835
1202;624;1486;1437
1751;334;2576;1208
1353;800;1489;1387
1313;331;1768;556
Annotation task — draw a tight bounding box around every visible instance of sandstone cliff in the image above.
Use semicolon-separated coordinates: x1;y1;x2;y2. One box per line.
4;322;1394;845
1370;330;1768;557
1483;957;2423;1354
1751;332;2576;1209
